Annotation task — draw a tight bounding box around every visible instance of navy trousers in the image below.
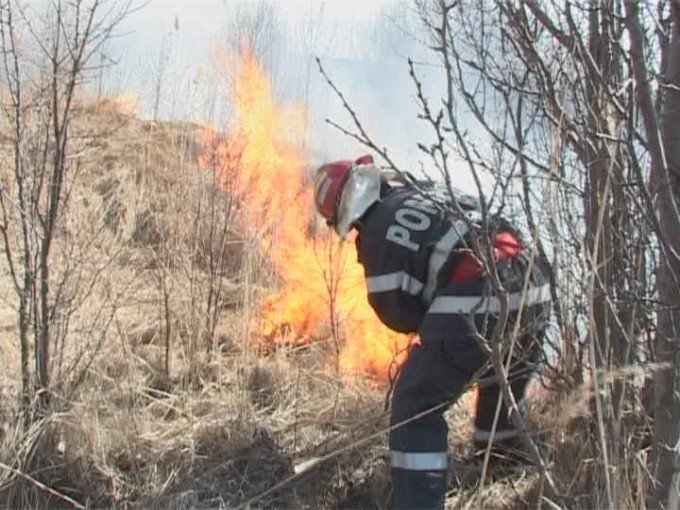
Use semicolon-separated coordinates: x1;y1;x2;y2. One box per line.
389;255;548;509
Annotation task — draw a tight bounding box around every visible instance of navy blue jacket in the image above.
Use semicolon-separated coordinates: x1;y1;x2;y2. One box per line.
355;184;480;333
355;182;552;336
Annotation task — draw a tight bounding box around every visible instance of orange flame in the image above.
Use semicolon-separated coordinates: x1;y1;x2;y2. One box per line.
201;48;412;377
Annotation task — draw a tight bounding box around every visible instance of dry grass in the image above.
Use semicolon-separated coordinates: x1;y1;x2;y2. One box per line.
0;102;397;508
0;101;652;509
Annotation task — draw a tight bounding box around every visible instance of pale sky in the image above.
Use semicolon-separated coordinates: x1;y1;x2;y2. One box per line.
117;0;399;61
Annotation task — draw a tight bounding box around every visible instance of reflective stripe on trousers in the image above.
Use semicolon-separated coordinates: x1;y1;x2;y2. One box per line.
391;451;448;471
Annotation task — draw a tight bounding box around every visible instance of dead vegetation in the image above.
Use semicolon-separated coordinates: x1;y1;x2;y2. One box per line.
0;101;576;509
0;1;676;508
0;102;390;508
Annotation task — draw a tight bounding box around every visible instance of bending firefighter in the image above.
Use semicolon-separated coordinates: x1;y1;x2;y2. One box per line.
313;155;550;509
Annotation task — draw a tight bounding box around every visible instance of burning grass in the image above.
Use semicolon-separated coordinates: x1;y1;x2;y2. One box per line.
0;94;546;508
0;84;402;506
0;49;652;509
200;47;413;378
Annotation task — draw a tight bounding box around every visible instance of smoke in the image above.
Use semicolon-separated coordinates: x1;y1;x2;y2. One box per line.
103;0;480;191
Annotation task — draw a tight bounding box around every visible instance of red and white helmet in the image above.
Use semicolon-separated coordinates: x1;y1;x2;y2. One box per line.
313;160;353;224
313;155;381;237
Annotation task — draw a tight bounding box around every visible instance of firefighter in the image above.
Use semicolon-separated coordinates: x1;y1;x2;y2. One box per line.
313;155;550;509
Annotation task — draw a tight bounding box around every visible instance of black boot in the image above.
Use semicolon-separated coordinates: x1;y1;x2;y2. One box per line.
391;468;447;509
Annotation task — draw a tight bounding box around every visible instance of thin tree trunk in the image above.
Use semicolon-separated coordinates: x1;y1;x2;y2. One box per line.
584;2;625;505
38;249;50;403
18;295;30;407
653;3;680;506
163;272;172;380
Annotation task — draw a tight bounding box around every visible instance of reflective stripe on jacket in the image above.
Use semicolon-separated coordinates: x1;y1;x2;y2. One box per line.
355;184;548;333
355;185;478;332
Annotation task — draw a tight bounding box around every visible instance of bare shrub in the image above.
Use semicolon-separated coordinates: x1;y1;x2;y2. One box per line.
311;0;680;506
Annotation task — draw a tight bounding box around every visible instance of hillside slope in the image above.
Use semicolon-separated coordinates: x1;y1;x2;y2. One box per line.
0;103;541;509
